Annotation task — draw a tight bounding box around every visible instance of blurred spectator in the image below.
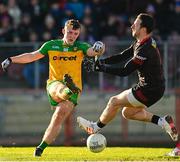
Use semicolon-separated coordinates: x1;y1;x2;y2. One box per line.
22;33;48;88
7;0;21;26
49;1;64;27
126;0;148;15
0;0;179;42
29;30;39;42
79;25;94;43
28;0;43;22
103;13;119;37
0;2;13;42
8;64;24;81
90;0;108;39
146;3;156;16
65;0;85;20
154;0;175;39
0;0;180;89
61;7;76;26
82;15;97;40
18;13;34;42
0;2;11;20
0;16;12;42
24;0;46;32
175;0;180;13
41;14;59;40
22;62;48;88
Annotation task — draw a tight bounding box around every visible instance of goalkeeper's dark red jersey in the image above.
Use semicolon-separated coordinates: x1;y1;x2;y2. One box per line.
101;37;165;107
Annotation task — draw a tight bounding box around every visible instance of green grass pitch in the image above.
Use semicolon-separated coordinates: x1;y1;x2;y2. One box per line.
0;147;179;161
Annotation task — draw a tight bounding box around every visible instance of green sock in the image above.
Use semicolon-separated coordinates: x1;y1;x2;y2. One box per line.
38;141;48;150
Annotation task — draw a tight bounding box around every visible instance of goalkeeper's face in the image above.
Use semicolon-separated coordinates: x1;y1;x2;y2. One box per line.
62;26;80;45
131;18;141;38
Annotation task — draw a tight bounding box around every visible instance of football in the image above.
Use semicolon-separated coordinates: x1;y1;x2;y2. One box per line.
86;133;107;153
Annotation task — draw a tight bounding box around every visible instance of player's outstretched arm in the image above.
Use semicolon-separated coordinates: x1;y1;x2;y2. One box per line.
1;50;44;72
100;44;134;65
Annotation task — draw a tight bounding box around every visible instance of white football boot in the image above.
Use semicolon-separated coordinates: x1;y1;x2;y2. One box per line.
161;115;178;141
77;116;101;134
165;147;180;157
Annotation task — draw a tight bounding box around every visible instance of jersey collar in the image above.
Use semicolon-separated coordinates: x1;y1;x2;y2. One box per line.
139;36;151;45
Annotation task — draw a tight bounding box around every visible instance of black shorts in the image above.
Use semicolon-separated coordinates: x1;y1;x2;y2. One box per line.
132;85;165;107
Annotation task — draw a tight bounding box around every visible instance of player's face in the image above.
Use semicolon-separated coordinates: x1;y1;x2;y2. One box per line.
131;17;142;38
63;26;80;45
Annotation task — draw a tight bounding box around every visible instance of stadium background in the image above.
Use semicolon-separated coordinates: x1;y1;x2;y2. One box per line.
0;0;180;147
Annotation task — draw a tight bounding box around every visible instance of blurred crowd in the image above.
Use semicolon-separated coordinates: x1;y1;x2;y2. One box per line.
0;0;180;89
0;0;180;43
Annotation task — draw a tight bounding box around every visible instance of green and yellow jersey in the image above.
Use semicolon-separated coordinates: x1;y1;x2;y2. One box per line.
39;39;91;90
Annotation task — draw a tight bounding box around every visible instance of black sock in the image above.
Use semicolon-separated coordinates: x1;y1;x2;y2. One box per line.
96;119;106;128
151;115;160;125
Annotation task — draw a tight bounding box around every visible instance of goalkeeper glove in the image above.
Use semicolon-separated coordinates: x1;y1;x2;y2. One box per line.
83;56;95;72
94;58;106;72
83;56;106;72
1;58;12;72
92;41;105;55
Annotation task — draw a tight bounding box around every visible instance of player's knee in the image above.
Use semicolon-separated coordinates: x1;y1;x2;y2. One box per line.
122;107;131;119
58;86;73;100
122;107;137;119
108;96;120;107
49;81;73;100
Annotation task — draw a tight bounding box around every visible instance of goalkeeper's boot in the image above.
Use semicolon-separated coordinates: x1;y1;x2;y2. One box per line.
34;147;43;157
165;147;180;157
77;116;101;134
161;115;178;141
63;74;81;94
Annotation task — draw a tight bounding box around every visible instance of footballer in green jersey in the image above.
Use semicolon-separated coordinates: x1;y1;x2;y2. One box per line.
1;19;105;157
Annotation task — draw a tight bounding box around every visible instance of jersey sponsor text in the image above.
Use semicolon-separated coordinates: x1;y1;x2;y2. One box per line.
53;56;77;61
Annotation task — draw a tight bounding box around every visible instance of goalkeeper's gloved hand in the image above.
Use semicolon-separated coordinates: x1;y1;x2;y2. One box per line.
83;56;106;72
92;41;105;56
94;58;106;72
1;58;12;72
83;56;95;72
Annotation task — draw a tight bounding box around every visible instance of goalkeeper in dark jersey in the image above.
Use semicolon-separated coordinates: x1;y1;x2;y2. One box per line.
1;19;105;156
77;13;179;154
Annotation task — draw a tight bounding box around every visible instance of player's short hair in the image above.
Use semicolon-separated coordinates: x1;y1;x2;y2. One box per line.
65;19;81;30
138;13;154;34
